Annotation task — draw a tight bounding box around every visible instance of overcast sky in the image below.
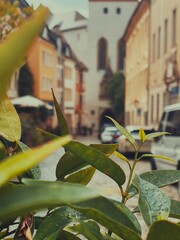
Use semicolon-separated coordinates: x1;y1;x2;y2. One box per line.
26;0;89;16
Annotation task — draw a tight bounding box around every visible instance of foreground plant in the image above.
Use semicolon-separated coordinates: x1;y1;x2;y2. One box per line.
0;2;179;240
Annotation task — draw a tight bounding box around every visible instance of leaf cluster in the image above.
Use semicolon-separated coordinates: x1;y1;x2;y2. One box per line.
0;2;179;240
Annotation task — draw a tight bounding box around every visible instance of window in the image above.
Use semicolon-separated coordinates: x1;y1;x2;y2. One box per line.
152;33;156;62
117;39;125;70
65;88;72;101
151;95;154;123
156;93;160;122
116;8;121;14
157;27;161;58
42;50;53;67
42;76;53;92
172;9;176;46
64;66;72;79
164;19;168;53
165;110;180;136
97;38;107;70
103;7;108;14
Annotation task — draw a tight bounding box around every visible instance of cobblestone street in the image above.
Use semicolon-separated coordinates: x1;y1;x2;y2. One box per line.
40;134;179;239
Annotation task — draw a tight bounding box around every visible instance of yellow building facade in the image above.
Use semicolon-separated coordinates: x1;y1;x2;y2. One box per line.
27;37;57;103
124;0;150;126
149;0;180;128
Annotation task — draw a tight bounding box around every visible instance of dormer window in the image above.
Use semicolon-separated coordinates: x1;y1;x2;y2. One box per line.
103;7;108;14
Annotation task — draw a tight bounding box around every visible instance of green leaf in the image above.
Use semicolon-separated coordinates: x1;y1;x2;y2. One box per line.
56;151;87;180
128;170;180;197
0;95;21;142
146;132;170;139
65;141;126;186
138;154;176;163
34;207;81;240
59;230;82;239
0;141;6;161
133;176;171;226
0;181;98;221
90;144;118;156
68;220;104;240
113;151;130;164
113;200;141;235
106;116;136;150
170;200;180;219
64;166;96;185
18;141;41;179
147;220;180;240
138;128;146;143
56;143;119;181
0;6;50;101
70;197;142;240
52;89;69;136
0;135;71;186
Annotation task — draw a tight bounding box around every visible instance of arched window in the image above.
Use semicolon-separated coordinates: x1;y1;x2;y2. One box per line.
117;38;125;71
97;38;107;70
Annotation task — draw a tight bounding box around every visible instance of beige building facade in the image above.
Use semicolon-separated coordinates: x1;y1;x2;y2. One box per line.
124;0;150;126
149;0;180;128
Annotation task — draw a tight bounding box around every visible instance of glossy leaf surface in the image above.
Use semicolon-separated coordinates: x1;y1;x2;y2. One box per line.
133;176;171;226
70;197;142;240
56;143;119;181
128;170;180;197
65;141;126;186
34;207;82;240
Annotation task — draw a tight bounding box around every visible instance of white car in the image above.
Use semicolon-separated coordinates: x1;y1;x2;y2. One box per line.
151;103;180;171
100;126;121;144
118;125;154;157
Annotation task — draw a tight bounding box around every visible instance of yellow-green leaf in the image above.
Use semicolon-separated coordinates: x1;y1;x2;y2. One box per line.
64;167;96;185
0;95;21;141
106;116;136;150
0;5;50;100
138;128;146;143
0;135;71;186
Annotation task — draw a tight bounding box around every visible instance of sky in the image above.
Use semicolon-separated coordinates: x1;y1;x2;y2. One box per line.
26;0;89;17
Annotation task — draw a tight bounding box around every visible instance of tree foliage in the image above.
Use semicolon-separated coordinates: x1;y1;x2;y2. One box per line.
0;0;33;42
18;63;34;96
108;72;125;124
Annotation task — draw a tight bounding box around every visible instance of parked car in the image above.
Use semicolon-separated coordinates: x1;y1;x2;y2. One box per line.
100;126;121;144
118;125;155;157
151;103;180;171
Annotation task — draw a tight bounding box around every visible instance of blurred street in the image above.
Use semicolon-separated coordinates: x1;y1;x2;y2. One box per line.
40;134;179;239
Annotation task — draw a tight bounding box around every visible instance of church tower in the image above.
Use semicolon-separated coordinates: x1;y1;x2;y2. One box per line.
86;0;137;130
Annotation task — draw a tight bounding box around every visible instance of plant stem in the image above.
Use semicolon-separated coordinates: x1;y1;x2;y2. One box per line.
123;151;139;203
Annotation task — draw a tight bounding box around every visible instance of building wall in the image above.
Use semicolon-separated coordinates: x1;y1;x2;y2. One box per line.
125;1;150;126
27;37;57;102
149;0;180;129
86;0;137;131
63;58;76;134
